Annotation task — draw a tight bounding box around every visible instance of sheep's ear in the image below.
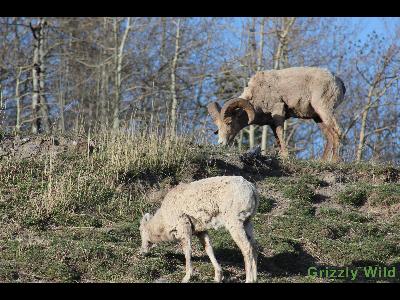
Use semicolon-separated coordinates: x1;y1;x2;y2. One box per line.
140;213;151;225
143;213;151;222
207;102;222;123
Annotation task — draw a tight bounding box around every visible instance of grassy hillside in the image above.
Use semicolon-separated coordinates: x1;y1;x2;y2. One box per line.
0;131;399;283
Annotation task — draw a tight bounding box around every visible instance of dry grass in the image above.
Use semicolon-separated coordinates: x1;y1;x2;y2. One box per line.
15;128;211;227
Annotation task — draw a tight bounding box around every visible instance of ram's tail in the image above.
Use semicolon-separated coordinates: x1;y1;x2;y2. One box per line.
250;183;260;216
336;76;346;96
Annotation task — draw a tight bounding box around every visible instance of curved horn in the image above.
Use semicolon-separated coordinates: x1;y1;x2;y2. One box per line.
207;102;222;122
221;98;255;124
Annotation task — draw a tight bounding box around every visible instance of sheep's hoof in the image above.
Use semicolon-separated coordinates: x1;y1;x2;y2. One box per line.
245;277;257;283
214;272;223;283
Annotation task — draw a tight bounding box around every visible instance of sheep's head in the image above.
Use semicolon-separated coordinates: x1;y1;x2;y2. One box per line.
139;213;154;256
208;98;256;145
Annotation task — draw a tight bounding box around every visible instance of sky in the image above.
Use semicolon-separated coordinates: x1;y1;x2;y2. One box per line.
351;17;399;40
224;17;400;59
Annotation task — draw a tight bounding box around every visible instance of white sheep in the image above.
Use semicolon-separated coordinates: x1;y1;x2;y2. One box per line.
139;176;259;283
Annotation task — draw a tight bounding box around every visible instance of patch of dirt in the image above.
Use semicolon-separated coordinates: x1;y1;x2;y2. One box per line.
360;202;400;219
257;182;291;217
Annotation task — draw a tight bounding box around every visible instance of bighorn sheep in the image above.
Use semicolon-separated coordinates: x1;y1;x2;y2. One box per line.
208;67;346;161
139;176;259;283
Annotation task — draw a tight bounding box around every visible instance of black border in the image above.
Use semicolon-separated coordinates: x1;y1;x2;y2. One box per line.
2;0;400;17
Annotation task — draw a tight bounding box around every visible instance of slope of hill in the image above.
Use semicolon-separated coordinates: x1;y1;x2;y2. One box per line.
0;132;399;283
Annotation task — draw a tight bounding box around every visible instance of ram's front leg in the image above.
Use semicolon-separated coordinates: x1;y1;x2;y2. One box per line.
181;236;193;283
176;216;193;283
271;102;289;158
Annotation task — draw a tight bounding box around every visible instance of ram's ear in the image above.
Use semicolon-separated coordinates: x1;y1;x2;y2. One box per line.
141;213;151;224
207;102;222;123
144;213;151;221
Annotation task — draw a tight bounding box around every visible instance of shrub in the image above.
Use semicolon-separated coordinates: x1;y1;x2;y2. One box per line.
368;184;400;206
298;174;324;188
336;185;369;206
257;196;276;214
285;199;315;217
283;183;315;203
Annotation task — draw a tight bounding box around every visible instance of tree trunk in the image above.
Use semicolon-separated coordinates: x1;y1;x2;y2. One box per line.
30;18;50;133
160;17;167;61
356;108;369;162
273;17;296;153
257;17;268;155
101;62;108;128
38;18;50;133
356;89;373;162
100;18;108;129
274;17;296;70
59;90;65;133
249;125;255;148
113;17;131;130
170;18;181;137
58;33;70;134
0;83;3;110
0;83;3;129
238;130;243;152
15;67;22;134
248;17;257;149
31;23;40;134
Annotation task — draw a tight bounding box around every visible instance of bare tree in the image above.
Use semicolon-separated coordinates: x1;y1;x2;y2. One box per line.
113;17;131;130
257;17;268;155
30;18;48;133
170;18;181;137
353;43;400;161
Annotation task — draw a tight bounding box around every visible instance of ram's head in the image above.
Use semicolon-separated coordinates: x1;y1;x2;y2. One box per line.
207;98;256;145
139;213;154;256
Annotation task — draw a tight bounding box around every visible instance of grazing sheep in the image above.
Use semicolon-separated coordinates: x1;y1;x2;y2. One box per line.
208;67;346;161
139;176;259;283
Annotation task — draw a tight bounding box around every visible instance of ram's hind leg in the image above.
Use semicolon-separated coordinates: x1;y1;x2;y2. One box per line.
176;216;193;283
197;232;223;282
315;118;333;161
244;220;258;281
312;104;342;162
330;116;342;162
226;221;257;283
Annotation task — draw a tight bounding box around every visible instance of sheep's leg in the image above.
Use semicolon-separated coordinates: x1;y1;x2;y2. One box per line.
197;232;223;282
271;103;289;158
274;124;288;158
176;217;193;283
181;237;193;283
316;121;333;160
226;221;257;283
312;104;342;162
271;120;288;158
243;221;258;281
330;118;342;162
